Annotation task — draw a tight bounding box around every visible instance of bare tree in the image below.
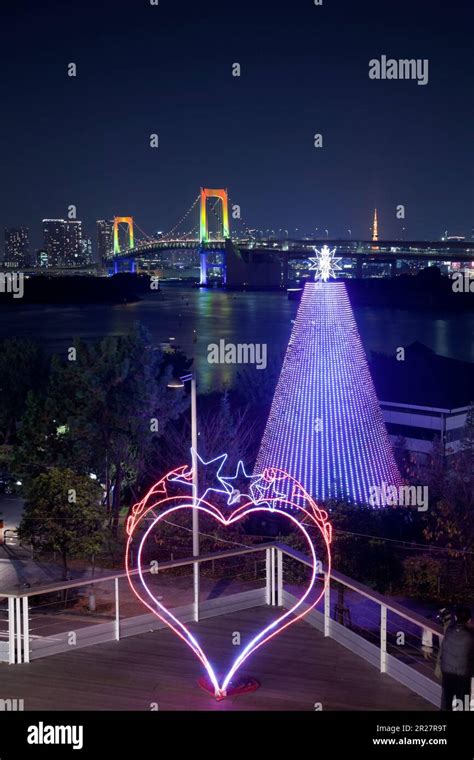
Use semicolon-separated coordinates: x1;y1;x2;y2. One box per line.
148;392;260;485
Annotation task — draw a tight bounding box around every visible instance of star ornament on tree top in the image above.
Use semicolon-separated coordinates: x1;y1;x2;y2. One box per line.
308;245;342;282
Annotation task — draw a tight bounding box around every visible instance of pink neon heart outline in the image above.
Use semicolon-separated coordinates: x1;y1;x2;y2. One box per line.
126;485;331;699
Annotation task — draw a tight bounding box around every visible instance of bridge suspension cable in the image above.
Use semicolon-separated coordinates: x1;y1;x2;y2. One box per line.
227;196;256;239
162;195;200;241
173;223;199;241
114;191;255;251
133;220;155;243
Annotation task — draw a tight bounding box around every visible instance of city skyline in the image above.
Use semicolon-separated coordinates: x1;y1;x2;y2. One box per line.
1;0;473;249
3;198;473;264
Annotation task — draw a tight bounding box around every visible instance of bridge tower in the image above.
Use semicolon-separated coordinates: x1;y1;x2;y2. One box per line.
113;217;135;255
199;189;230;286
200;188;230;243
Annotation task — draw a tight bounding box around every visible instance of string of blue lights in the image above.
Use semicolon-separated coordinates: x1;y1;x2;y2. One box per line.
255;281;402;505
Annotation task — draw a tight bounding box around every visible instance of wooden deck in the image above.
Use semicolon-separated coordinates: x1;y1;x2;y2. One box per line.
0;606;435;711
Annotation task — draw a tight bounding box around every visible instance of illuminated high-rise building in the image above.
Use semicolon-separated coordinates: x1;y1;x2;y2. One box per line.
43;219;66;266
97;220;114;261
36;249;49;268
65;220;83;263
255;247;402;505
79;237;93;265
43;219;82;266
4;227;29;266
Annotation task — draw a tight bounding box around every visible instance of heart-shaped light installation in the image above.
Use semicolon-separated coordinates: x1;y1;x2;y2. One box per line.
126;463;332;699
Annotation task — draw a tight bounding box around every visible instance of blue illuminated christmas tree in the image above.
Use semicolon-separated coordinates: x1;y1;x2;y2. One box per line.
254;246;402;505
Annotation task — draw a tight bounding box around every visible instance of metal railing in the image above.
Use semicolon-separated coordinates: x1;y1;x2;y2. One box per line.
0;541;444;706
275;542;444;706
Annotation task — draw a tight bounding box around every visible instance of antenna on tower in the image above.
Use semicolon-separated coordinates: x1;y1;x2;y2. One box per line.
372;209;379;242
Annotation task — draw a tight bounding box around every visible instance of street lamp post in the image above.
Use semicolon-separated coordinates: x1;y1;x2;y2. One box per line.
168;373;200;621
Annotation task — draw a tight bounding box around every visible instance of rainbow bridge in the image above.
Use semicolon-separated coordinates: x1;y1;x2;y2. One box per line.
103;187;474;287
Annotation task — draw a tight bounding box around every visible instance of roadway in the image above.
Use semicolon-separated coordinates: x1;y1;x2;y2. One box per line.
4;238;474;275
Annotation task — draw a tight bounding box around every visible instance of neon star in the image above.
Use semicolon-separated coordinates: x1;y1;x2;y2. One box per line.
308;245;342;282
250;471;288;510
220;461;259;505
171;449;232;504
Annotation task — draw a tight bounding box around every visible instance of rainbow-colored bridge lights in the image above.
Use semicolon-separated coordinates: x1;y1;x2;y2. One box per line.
113;216;135;255
200;188;230;243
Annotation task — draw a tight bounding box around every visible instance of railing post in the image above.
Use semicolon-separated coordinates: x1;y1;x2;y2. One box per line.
380;604;387;673
265;548;272;605
8;598;15;664
324;572;331;637
115;577;120;641
276;549;283;606
22;597;30;663
15;598;22;664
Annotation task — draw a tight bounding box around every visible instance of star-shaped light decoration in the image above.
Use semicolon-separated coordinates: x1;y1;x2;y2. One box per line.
219;461;258;505
250;470;288;511
171;449;232;504
308;245;342;282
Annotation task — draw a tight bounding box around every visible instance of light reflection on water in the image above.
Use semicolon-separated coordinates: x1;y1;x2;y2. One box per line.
1;285;473;393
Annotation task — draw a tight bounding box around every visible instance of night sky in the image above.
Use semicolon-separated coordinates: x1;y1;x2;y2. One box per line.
1;0;473;249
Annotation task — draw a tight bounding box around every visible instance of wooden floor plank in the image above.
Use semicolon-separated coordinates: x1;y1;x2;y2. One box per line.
0;607;435;711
